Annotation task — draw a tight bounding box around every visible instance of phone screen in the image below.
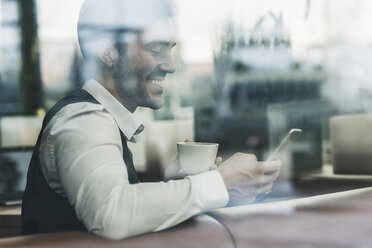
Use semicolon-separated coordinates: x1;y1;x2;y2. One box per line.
266;128;302;161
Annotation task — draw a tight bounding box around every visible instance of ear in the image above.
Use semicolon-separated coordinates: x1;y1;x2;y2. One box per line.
98;39;119;67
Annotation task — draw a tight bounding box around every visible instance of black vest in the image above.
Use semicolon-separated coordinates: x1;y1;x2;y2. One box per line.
21;88;139;235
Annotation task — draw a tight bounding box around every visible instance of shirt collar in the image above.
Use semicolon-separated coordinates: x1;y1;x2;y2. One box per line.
82;79;144;143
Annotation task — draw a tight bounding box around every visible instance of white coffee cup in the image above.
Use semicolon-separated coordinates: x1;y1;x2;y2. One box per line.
177;142;219;175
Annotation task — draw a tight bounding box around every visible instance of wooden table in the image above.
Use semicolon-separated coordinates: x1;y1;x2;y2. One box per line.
211;187;372;248
1;187;372;247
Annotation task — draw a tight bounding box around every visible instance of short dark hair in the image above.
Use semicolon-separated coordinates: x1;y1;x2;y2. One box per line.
77;0;174;58
78;0;132;59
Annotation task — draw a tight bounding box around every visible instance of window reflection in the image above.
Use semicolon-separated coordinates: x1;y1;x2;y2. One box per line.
0;0;21;114
1;0;372;201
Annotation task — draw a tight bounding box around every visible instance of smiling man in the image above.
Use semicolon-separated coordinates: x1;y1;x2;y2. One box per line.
21;0;281;240
112;38;177;111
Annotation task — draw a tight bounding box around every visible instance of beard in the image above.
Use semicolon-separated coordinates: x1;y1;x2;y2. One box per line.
113;54;156;110
113;48;141;95
112;45;166;110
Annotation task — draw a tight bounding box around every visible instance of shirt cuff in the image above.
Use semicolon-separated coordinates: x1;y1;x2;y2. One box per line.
188;170;229;211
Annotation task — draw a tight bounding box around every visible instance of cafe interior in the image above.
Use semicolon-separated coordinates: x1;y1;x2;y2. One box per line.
1;0;372;247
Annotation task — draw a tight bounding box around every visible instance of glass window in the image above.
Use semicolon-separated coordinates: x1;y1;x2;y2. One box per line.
1;0;372;204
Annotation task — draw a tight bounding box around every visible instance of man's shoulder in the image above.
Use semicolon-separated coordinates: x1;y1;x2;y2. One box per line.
47;101;112;129
54;101;106;120
48;88;100;118
44;101;118;141
47;88;108;126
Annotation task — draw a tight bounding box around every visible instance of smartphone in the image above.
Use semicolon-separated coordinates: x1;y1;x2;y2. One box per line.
266;128;302;161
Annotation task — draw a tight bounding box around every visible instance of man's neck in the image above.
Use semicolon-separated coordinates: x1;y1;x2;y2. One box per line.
91;76;137;113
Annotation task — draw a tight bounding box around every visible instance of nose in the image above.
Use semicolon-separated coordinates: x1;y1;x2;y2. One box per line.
159;55;176;74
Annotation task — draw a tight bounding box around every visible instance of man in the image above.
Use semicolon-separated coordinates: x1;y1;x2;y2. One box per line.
21;0;281;240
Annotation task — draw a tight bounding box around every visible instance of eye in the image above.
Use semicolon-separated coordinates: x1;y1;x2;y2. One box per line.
150;49;161;56
147;44;163;56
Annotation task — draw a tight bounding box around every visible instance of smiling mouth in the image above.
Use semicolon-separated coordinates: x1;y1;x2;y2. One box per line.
150;79;164;86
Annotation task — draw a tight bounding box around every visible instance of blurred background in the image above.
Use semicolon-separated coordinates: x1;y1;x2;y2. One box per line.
2;0;372;202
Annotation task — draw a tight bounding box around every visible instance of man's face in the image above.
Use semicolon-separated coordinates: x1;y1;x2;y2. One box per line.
114;26;176;112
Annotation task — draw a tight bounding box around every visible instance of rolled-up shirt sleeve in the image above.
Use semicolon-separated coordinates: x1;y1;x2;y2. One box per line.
40;103;228;240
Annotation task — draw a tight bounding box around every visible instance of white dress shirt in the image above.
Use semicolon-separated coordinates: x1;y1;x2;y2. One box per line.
39;79;229;240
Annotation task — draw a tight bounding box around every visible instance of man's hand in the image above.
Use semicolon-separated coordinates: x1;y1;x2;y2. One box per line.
216;153;281;205
163;156;186;182
164;156;222;182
